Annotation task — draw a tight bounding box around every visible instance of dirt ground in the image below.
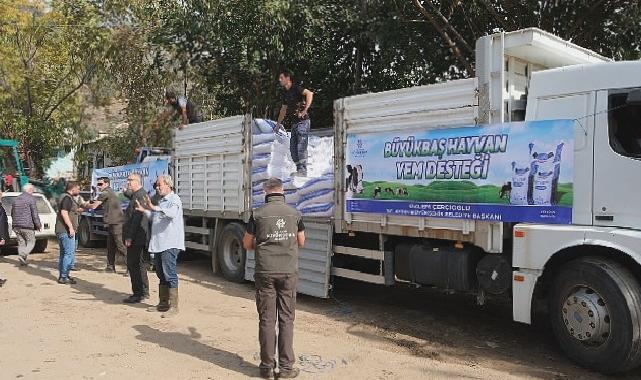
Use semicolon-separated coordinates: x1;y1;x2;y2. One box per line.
1;242;640;380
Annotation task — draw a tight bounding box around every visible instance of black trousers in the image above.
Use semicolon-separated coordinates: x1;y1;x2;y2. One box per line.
127;245;149;296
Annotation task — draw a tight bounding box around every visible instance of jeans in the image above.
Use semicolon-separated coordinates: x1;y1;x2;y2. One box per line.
57;233;76;279
127;245;149;296
13;228;36;259
255;273;298;371
290;119;309;174
154;248;179;288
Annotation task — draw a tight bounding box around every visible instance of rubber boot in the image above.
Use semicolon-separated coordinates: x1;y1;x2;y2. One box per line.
161;288;179;318
148;285;169;312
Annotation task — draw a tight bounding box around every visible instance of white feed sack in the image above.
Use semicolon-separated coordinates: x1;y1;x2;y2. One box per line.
251;119;335;217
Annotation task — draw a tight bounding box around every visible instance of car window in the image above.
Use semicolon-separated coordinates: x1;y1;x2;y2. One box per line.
0;195;53;216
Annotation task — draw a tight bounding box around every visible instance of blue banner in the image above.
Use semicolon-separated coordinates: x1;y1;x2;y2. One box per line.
90;160;170;202
345;120;575;224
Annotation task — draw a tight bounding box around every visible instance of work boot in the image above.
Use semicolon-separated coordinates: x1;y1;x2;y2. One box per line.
148;285;170;312
259;368;274;379
104;265;116;273
161;288;179;318
278;368;300;379
123;294;143;304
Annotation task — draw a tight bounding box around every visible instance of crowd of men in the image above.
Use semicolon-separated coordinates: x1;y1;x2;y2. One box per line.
1;70;312;378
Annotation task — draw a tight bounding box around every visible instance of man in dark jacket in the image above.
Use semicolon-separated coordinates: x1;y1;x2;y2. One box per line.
84;177;126;273
0;193;9;287
122;173;150;303
11;183;41;266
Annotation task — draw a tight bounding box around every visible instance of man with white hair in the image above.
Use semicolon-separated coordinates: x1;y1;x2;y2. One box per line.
11;183;41;266
135;174;184;317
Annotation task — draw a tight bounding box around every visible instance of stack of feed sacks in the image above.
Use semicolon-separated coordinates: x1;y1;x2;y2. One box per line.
251;119;334;217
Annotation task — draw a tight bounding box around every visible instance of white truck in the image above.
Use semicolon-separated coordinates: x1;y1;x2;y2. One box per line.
174;28;641;373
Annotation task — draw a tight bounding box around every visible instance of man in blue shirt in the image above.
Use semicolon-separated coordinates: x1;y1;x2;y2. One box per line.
135;174;184;318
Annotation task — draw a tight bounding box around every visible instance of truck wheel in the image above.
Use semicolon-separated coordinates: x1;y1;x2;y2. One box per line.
549;257;641;373
78;218;95;248
33;239;48;253
217;223;246;283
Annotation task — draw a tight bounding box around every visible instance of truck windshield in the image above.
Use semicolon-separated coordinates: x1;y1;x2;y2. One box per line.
609;89;641;158
0;146;19;175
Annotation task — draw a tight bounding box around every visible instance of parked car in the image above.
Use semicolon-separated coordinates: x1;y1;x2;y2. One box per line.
0;192;57;253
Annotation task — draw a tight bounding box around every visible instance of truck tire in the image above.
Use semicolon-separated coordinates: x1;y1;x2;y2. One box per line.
549;257;641;373
33;239;48;253
78;217;95;248
217;223;246;283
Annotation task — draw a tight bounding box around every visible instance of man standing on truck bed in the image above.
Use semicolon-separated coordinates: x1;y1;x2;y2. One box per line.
85;177;126;273
11;183;41;266
154;89;203;130
122;173;150;303
276;70;314;177
243;177;306;379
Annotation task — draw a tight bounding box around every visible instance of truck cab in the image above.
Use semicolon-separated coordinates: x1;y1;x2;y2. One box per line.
508;61;641;373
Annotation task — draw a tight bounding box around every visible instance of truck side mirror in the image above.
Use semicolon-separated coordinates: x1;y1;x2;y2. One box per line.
626;89;641;106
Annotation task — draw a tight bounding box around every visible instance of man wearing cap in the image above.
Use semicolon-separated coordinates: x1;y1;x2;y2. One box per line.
243;177;305;379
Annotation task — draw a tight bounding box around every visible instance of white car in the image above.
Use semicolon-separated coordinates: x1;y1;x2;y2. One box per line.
0;192;57;253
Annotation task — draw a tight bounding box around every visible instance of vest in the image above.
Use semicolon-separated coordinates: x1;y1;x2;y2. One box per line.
253;194;301;274
55;193;79;234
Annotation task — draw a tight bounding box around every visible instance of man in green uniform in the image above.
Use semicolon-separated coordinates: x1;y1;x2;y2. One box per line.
85;177;126;273
243;178;306;379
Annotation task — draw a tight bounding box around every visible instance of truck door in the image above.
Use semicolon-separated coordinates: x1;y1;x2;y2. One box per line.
527;92;594;225
593;89;641;228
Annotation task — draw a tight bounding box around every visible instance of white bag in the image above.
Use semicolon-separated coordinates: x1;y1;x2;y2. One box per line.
510;161;530;205
532;161;556;205
254;118;277;134
252;133;275;145
298;202;334;217
297;188;334;207
253;142;273;155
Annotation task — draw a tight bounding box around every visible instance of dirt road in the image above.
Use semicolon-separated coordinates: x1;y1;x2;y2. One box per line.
1;243;639;380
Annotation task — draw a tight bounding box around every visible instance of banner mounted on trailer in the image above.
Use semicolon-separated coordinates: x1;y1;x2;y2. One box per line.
344;119;575;224
90;160;170;202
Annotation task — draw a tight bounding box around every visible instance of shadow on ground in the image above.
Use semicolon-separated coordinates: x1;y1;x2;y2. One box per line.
133;325;259;378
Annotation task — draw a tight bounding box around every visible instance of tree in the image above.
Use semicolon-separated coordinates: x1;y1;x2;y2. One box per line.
149;0;454;128
0;0;111;175
412;0;641;75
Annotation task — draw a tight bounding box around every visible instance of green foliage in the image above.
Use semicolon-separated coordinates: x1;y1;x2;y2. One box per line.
2;1;641;173
0;0;110;174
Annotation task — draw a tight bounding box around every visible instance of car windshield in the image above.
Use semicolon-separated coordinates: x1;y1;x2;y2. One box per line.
0;195;53;215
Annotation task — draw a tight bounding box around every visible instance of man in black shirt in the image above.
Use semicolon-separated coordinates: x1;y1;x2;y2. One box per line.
276;70;314;177
154;89;203;130
55;182;81;284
